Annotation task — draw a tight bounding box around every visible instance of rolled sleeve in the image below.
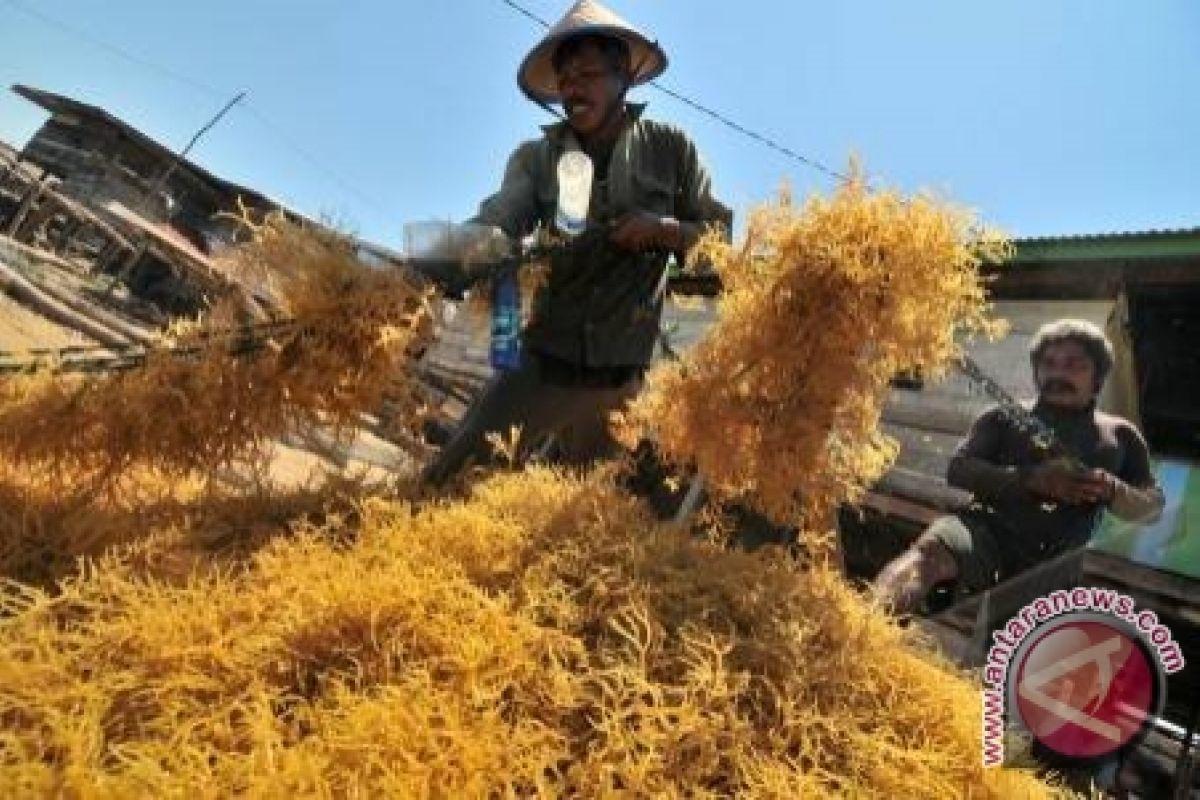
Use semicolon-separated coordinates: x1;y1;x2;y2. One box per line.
1110;423;1166;523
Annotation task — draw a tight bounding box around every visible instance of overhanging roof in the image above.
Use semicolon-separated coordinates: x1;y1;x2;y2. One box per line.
13;83;278;211
1012;227;1200;263
13;84;404;262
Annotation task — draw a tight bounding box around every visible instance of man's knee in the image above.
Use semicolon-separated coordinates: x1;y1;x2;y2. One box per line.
911;531;960;583
873;530;960;614
878;536;957;588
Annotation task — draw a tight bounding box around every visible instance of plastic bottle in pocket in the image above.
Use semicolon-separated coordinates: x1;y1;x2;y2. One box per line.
489;266;522;371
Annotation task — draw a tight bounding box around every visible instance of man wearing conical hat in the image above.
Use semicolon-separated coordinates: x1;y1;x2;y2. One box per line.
425;0;731;485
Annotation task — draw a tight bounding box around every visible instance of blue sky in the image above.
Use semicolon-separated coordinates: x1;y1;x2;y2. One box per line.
1;1;1197;249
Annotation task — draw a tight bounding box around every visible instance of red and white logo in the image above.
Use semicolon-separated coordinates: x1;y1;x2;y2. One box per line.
1008;613;1161;760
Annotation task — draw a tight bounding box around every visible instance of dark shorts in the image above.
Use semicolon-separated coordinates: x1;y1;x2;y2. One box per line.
925;508;1082;595
924;513;1007;593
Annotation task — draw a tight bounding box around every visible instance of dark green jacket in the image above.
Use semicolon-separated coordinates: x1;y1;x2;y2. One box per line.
473;103;731;367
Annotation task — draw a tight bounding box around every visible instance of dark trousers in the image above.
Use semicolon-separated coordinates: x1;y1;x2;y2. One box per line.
422;352;642;486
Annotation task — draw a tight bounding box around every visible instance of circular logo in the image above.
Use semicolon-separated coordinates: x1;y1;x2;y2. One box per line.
1007;612;1162;760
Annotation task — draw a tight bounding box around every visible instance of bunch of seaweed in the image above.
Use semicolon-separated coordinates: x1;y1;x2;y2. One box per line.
0;215;435;494
624;173;1009;539
0;468;1065;798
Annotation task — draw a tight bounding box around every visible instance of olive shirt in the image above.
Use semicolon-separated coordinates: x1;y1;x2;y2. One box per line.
934;400;1164;588
472;103;731;368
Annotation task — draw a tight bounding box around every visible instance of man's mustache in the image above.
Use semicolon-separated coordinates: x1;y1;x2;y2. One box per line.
1040;378;1076;393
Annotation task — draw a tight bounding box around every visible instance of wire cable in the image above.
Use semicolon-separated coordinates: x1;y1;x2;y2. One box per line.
497;0;850;183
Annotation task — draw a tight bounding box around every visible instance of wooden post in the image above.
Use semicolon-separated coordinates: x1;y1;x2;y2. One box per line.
104;232;169;300
17;198;55;246
0;258;133;348
56;216;84;257
5;177;45;238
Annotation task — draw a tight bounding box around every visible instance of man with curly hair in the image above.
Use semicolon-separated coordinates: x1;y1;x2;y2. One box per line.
874;318;1165;614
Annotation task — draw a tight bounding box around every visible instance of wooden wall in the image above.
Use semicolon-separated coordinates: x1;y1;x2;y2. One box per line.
22;116;241;249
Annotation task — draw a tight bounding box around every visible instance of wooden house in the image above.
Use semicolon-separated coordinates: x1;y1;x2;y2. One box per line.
867;227;1200;527
13;85;278;250
8;85;404;312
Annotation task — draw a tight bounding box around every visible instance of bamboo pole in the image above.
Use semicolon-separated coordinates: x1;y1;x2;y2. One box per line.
27;273;156;345
0;258;132;348
5;177;45;237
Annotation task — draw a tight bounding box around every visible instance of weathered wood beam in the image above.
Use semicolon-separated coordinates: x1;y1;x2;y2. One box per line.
4;177;46;237
875;466;972;510
0;257;132;348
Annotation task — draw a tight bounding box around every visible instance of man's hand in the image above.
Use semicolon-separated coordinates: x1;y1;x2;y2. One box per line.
1081;468;1119;504
609;212;681;252
1025;459;1116;505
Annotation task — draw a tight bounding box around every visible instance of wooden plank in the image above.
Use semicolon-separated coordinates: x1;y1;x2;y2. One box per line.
22;270;156;345
881;423;963;455
892;443;952;480
420;361;491;390
858;490;943;527
882;423;961;479
1082;549;1200;607
875;466;972;510
5;177;45;236
883;390;990;436
0;235;87;276
0;257;131;348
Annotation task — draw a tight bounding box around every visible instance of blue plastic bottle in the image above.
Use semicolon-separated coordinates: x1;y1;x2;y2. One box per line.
489;267;521;371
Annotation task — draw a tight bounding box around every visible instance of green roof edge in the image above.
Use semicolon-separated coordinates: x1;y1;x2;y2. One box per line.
1012;229;1200;263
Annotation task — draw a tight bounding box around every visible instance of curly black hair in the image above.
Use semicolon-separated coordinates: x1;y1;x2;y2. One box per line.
1029;318;1115;389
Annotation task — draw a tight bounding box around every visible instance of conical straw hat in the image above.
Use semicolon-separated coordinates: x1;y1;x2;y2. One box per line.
517;0;667;104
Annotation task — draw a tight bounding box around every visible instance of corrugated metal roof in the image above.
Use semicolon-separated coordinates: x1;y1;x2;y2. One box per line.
13;84;406;261
1012;226;1200;262
1015;226;1200;245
